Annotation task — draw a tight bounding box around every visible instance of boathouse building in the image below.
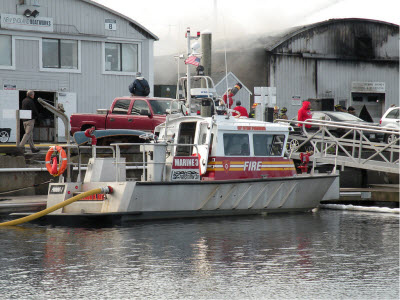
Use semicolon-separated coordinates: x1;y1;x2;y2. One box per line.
155;18;399;122
264;18;399;122
0;0;157;143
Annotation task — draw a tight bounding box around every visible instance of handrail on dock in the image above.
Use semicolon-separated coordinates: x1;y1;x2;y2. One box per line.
277;119;399;174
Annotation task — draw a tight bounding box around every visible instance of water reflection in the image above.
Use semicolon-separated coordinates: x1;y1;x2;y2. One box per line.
0;210;398;299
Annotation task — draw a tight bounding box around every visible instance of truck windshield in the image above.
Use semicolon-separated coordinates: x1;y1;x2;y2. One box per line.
149;100;179;115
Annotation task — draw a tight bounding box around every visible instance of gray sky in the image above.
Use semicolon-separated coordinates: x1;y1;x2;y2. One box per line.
94;0;399;55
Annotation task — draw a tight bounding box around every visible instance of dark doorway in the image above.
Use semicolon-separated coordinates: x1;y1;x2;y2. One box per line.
351;92;385;122
308;98;334;111
19;91;56;143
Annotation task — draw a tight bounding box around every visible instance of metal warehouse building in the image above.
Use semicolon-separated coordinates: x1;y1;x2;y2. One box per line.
155;19;398;121
264;18;399;121
0;0;157;143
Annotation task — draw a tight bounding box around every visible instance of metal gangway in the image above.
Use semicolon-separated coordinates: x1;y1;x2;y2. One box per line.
277;119;399;174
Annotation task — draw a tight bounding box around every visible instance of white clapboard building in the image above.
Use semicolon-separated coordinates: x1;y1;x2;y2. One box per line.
0;0;157;142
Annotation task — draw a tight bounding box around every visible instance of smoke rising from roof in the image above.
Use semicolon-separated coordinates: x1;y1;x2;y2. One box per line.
94;0;399;56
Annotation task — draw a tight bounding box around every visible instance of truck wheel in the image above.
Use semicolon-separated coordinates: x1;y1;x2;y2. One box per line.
0;130;10;143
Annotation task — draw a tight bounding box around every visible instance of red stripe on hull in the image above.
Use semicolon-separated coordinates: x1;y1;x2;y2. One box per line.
203;156;297;180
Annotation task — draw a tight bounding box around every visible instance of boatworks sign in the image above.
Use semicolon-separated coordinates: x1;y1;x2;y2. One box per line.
1;14;53;32
171;156;200;181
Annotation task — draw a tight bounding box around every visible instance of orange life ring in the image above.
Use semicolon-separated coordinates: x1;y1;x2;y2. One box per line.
45;146;68;177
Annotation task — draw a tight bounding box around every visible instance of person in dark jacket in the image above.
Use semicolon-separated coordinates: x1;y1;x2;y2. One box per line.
279;107;288;120
19;90;40;153
129;73;150;96
347;106;356;116
297;101;313;128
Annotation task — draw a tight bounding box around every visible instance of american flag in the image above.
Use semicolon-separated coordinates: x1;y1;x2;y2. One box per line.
185;55;200;66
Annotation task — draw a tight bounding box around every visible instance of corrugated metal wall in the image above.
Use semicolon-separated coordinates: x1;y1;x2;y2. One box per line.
268;20;399;120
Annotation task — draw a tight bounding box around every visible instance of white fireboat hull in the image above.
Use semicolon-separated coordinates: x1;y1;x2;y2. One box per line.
41;174;337;224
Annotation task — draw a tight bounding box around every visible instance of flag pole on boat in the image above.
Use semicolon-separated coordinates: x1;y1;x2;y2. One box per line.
185;27;200;114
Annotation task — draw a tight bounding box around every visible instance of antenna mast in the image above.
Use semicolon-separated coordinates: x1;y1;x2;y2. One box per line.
185;27;200;114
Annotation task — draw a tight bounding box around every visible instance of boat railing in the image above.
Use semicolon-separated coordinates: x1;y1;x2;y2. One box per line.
55;144;115;182
111;142;200;182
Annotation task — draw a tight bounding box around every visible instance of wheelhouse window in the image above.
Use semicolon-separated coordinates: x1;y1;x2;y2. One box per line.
0;35;12;67
198;123;208;145
112;99;131;115
224;133;250;156
105;42;138;72
42;39;78;69
253;134;285;156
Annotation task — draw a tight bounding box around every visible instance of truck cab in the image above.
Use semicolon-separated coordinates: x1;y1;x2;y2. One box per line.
70;97;180;135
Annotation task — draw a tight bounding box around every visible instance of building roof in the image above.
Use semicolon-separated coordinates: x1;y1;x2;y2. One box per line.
86;0;158;40
265;18;399;52
214;72;252;95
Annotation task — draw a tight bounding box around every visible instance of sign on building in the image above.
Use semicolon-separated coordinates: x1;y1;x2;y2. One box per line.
0;14;53;32
105;19;117;31
292;95;301;106
351;82;385;93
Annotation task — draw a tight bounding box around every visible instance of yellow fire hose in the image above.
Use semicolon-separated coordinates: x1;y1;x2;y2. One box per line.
0;186;113;227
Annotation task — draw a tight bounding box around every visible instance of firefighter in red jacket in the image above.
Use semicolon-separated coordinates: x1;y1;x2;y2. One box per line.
297;101;313;128
232;101;249;117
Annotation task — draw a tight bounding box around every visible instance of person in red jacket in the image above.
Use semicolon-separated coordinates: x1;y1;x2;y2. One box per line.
297;101;313;128
222;89;234;107
232;101;249;117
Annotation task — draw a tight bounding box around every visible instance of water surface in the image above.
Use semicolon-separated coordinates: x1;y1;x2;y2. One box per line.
0;210;398;299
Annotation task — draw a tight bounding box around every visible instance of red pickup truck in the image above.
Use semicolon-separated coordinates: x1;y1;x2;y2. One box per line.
70;96;178;135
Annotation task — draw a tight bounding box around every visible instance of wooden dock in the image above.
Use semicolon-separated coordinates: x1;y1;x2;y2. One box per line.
321;184;399;208
0;195;47;214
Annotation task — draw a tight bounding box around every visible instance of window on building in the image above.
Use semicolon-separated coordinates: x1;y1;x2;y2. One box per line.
112;99;131;115
224;133;250;156
105;42;138;72
42;39;78;69
0;35;12;67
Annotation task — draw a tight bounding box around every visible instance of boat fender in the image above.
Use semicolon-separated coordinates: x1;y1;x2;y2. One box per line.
45;146;68;177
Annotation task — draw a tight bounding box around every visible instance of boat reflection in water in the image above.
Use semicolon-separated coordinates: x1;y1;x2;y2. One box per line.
1;210;398;299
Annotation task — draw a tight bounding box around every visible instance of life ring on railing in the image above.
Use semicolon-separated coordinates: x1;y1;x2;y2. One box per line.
233;110;241;118
45;146;68;177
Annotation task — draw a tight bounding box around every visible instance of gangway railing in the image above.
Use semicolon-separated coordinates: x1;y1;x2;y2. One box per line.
277;119;399;174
